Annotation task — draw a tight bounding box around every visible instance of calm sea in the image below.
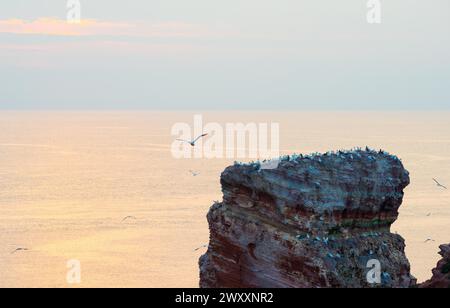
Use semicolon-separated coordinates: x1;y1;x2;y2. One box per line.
0;111;449;287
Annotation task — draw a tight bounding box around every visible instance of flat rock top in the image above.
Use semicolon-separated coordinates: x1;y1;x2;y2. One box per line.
221;149;410;230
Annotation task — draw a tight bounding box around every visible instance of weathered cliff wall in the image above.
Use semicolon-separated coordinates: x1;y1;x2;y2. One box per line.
200;149;417;288
420;244;450;288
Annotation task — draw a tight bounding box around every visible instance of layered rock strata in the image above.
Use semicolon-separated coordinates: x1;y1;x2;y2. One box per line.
420;244;450;288
200;149;417;288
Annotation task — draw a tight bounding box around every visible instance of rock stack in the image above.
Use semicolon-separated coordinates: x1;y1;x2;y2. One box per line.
199;149;417;288
420;244;450;288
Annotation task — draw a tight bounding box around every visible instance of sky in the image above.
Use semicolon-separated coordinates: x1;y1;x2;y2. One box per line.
0;0;449;110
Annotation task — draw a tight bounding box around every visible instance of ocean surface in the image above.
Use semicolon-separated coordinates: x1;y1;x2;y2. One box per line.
0;111;449;287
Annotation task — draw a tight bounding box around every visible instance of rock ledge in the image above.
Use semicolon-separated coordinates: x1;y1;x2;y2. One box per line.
420;244;450;288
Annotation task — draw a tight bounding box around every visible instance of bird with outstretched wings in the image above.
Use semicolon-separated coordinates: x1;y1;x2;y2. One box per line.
433;178;447;189
176;133;208;147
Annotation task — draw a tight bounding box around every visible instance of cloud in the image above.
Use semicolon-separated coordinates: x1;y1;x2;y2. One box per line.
0;18;212;38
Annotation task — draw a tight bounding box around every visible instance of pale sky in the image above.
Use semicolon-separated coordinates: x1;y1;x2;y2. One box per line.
0;0;449;110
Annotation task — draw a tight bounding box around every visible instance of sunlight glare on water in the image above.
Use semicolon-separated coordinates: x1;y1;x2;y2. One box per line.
0;111;449;287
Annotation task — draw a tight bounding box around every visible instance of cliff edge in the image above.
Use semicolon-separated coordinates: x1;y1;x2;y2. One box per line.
420;244;450;288
199;149;417;288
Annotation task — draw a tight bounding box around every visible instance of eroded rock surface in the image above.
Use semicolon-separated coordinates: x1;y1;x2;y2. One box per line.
200;149;416;288
420;244;450;288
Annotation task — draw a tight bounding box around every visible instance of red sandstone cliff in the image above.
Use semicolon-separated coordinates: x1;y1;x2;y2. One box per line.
199;149;417;288
420;244;450;288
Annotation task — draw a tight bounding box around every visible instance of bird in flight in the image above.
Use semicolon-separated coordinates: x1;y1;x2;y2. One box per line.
176;133;208;147
424;238;435;243
11;248;29;254
194;244;208;252
433;178;447;189
189;170;200;177
121;216;137;222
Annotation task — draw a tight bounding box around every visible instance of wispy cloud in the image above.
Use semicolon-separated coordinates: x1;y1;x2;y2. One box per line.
0;18;213;38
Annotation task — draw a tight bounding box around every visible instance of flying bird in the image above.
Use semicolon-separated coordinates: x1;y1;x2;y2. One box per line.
194;244;208;252
424;238;435;243
176;133;208;147
121;216;137;222
11;248;29;254
189;170;200;177
433;178;447;190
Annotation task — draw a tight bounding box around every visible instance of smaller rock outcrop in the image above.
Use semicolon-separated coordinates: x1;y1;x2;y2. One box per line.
420;244;450;288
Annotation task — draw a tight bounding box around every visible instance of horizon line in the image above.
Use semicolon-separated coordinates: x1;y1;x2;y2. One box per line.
1;109;450;112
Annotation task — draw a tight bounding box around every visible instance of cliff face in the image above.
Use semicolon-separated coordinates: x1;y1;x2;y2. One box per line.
200;149;417;288
420;244;450;288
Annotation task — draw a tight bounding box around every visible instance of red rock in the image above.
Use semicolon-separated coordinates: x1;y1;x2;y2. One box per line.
420;244;450;288
199;149;416;288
